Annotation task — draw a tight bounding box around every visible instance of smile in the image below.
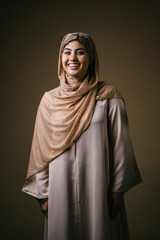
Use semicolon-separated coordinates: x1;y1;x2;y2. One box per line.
68;63;80;67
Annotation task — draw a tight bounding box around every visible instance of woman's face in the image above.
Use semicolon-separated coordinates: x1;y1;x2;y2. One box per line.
62;40;89;78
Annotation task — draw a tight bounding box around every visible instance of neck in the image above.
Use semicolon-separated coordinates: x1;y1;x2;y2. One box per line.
66;74;85;85
65;74;87;91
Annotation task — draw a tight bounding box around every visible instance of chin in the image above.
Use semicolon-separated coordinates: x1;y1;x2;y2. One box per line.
68;72;80;77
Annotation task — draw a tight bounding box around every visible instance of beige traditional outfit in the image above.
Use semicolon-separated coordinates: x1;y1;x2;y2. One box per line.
22;32;142;240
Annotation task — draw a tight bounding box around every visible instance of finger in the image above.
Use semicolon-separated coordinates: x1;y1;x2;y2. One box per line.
109;201;121;219
42;209;48;217
41;203;48;212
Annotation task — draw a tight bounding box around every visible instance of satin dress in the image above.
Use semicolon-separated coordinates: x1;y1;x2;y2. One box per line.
22;98;142;240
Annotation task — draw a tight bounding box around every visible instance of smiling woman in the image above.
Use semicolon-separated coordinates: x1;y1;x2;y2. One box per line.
62;41;89;79
22;32;142;240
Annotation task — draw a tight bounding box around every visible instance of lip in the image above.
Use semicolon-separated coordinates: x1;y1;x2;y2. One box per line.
68;63;80;70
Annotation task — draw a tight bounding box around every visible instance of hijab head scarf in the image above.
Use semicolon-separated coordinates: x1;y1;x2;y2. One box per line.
59;32;98;84
26;32;123;180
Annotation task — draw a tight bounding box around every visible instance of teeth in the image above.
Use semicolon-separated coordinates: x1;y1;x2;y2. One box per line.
69;64;79;67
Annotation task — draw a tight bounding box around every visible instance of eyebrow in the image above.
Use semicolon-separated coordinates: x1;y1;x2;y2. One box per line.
64;47;86;51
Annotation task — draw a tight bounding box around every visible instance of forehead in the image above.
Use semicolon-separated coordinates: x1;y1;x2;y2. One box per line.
64;40;86;50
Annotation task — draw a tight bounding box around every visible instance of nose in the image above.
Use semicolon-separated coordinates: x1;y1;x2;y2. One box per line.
69;52;77;61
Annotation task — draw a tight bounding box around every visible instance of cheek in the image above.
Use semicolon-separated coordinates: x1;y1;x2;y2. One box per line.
61;56;67;68
83;58;89;70
82;56;89;66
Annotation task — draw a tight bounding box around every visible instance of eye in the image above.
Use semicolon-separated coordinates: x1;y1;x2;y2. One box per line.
64;51;71;55
77;51;85;55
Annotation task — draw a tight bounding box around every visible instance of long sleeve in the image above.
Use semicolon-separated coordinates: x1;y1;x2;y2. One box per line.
22;167;49;199
108;98;142;193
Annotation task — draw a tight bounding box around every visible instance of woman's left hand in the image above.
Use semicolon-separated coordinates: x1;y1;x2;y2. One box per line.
41;199;48;218
108;192;124;220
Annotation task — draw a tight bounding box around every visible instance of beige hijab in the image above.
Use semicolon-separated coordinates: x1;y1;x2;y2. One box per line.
26;32;122;180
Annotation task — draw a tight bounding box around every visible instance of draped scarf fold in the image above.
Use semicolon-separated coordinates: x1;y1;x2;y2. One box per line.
26;32;123;180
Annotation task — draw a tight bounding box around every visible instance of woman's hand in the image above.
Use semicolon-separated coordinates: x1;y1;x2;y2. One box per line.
108;192;124;220
41;199;48;217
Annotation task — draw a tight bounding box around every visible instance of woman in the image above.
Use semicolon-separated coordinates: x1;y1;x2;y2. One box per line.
22;32;142;240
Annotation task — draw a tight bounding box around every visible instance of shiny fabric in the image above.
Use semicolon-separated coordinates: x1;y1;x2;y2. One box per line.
22;98;142;240
25;32;122;180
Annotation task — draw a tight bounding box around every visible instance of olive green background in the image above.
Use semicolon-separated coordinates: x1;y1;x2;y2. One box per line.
1;1;159;239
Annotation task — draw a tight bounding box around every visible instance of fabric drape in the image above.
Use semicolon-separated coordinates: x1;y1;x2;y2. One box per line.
26;33;122;180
